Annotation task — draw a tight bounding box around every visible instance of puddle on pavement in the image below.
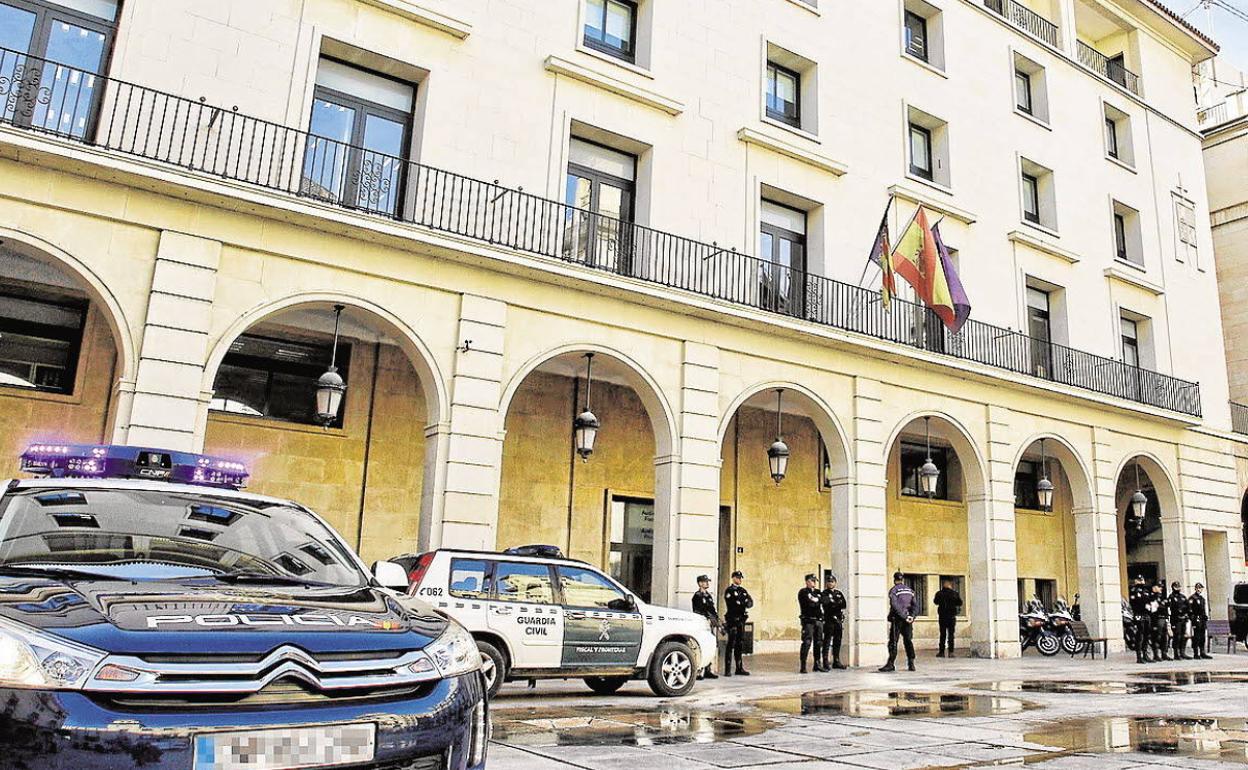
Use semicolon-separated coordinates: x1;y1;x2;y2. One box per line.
1137;671;1248;686
967;680;1176;695
491;706;779;747
1028;717;1248;763
754;690;1031;718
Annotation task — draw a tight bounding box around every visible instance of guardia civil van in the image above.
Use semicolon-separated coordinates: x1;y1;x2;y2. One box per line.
0;444;488;770
395;546;717;699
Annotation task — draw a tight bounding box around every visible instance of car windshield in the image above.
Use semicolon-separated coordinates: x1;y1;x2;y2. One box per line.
0;487;367;587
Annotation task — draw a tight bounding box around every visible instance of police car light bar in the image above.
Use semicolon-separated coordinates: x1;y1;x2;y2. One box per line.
20;444;249;489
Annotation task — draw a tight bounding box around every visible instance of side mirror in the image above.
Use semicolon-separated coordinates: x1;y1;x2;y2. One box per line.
626;594;640;613
372;560;409;591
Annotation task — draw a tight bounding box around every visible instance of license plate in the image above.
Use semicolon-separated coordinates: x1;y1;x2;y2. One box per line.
192;723;376;770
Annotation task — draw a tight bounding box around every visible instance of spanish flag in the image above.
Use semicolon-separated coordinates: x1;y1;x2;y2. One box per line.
890;207;972;333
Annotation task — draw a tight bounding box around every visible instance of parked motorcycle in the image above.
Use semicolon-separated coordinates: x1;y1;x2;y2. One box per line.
1049;597;1084;655
1019;598;1060;656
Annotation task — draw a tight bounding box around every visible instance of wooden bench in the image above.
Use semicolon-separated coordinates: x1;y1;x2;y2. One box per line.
1069;620;1109;659
1206;620;1238;654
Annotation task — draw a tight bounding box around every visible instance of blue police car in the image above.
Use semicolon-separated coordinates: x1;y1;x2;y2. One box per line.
0;444;488;770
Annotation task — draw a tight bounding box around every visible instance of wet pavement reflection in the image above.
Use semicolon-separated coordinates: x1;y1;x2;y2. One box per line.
753;690;1031;718
491;706;778;747
1137;671;1248;686
967;679;1177;695
1028;716;1248;763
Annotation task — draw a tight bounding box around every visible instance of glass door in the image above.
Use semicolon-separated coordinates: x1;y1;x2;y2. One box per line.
607;496;653;603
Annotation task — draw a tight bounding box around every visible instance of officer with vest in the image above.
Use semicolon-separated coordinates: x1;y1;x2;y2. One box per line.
1188;582;1212;659
724;570;753;676
798;573;825;673
1149;581;1171;661
879;572;918;672
819;574;848;670
1129;575;1153;663
691;574;720;679
1168;580;1190;660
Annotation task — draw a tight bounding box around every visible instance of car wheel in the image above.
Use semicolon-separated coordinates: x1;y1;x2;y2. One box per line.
647;641;696;697
1036;633;1061;656
584;676;629;695
476;640;507;699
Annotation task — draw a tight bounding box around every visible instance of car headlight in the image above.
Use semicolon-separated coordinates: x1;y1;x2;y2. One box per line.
0;616;106;689
425;621;480;678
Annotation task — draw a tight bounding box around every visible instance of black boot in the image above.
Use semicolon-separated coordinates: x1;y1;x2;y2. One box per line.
704;668;718;680
736;659;750;675
878;662;896;672
907;660;916;672
833;659;847;670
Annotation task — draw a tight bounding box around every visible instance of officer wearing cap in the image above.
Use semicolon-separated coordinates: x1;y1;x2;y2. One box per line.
798;573;824;673
1168;580;1190;660
723;570;753;676
691;574;720;679
879;571;917;672
819;574;848;670
1188;582;1212;659
1129;574;1153;663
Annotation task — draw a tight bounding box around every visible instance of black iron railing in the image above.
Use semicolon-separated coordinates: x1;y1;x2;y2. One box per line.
0;47;1202;416
1232;402;1248;435
1077;41;1141;96
984;0;1060;49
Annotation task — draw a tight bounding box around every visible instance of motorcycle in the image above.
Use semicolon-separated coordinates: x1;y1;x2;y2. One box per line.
1049;597;1084;655
1019;598;1060;656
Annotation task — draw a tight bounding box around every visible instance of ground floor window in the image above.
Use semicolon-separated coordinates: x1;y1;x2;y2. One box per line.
0;289;86;394
210;333;351;428
608;495;653;602
902;572;929;615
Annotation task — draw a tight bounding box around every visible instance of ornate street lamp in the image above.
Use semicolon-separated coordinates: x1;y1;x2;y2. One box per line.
1129;461;1148;530
919;416;940;497
573;353;599;462
315;304;347;425
1037;439;1054;512
767;388;790;484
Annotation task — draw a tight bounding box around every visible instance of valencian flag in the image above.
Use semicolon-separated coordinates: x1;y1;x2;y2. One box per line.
890;207;972;333
868;200;896;310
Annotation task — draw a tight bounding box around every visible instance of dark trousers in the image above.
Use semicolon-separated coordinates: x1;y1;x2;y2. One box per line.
938;616;957;653
821;619;843;666
800;619;823;670
1151;618;1169;659
886;619;915;665
725;620;746;671
1191;621;1208;656
1135;616;1153;661
1172;619;1188;657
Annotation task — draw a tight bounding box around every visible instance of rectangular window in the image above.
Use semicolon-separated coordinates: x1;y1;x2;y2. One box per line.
608;496;653;602
909;123;933;180
1035;578;1057;611
1014;459;1050;510
1015;70;1033;114
448;558;492;600
210;333;351;428
904;10;928;61
0;290;86;395
1114;213;1128;262
903;573;929;616
765;61;800;128
1176;199;1198;265
583;0;636;62
1105;117;1119;159
1027;286;1052;377
900;441;949;500
557;565;634;611
1121;316;1139;367
939;575;965;606
564;137;636;272
493;562;556;604
1021;173;1040;224
759;200;807;317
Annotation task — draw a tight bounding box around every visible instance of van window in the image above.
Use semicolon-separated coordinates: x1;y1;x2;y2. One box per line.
448;558;491;599
558;565;633;611
494;562;555;604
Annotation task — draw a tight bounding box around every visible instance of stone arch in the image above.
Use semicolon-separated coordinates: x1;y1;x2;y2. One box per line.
1010;433;1096;513
882;410;989;494
1113;450;1183;589
717;380;853;480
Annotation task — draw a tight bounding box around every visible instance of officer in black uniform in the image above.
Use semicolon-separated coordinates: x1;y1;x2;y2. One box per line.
1149;581;1170;661
1189;582;1212;659
798;573;824;673
691;574;720;679
724;570;753;676
1129;575;1153;663
1168;581;1190;660
819;574;848;671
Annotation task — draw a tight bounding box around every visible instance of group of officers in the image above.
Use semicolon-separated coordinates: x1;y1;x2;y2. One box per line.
1127;576;1213;663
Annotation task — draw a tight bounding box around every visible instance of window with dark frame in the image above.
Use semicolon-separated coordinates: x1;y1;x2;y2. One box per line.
909;123;933;180
1035;578;1057;611
1120;316;1139;367
210;333;352;428
1015;70;1033;114
1021;172;1040;224
904;10;928;61
583;0;636;62
0;0;118;138
1014;459;1053;510
900;441;950;500
1026;286;1052;377
902;573;928;615
1105;116;1120;159
564;138;636;273
0;290;86;395
1113;212;1129;262
765;61;801;128
758;200;807;317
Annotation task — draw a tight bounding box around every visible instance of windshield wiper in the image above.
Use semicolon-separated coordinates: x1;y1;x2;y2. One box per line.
0;564;120;581
210;570;335;588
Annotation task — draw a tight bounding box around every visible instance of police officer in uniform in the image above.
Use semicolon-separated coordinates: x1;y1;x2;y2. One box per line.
691;574;720;679
1189;582;1212;659
1149;581;1170;661
1129;575;1153;663
724;570;753;676
819;574;848;671
798;573;824;673
1168;581;1190;660
879;572;918;672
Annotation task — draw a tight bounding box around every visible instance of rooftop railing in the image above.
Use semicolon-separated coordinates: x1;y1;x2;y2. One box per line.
984;0;1060;49
0;46;1202;416
1077;41;1141;96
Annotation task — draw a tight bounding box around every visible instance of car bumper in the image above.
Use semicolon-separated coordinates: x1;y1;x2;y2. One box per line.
0;672;487;770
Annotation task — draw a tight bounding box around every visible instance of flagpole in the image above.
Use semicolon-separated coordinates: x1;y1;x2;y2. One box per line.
857;194;894;288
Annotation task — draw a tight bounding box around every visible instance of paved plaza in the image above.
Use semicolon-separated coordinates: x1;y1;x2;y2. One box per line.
486;650;1248;770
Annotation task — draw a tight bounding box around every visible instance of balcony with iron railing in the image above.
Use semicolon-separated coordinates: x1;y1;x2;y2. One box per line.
1232;403;1248;435
1076;40;1141;96
0;47;1202;417
984;0;1061;49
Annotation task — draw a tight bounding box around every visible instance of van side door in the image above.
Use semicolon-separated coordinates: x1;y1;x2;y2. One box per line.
555;564;644;669
486;561;563;670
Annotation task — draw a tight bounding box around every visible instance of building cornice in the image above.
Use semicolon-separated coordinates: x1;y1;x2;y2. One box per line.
736;127;849;176
543;55;684;116
356;0;472;39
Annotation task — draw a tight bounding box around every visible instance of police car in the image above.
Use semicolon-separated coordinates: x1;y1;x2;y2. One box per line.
0;444;488;770
395;546;716;698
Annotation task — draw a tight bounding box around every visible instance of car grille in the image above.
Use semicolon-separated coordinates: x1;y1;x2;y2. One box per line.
93;676;435;711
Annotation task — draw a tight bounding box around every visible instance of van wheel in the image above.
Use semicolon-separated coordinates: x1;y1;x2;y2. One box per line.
647;641;696;697
584;676;629;695
476;640;507;699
